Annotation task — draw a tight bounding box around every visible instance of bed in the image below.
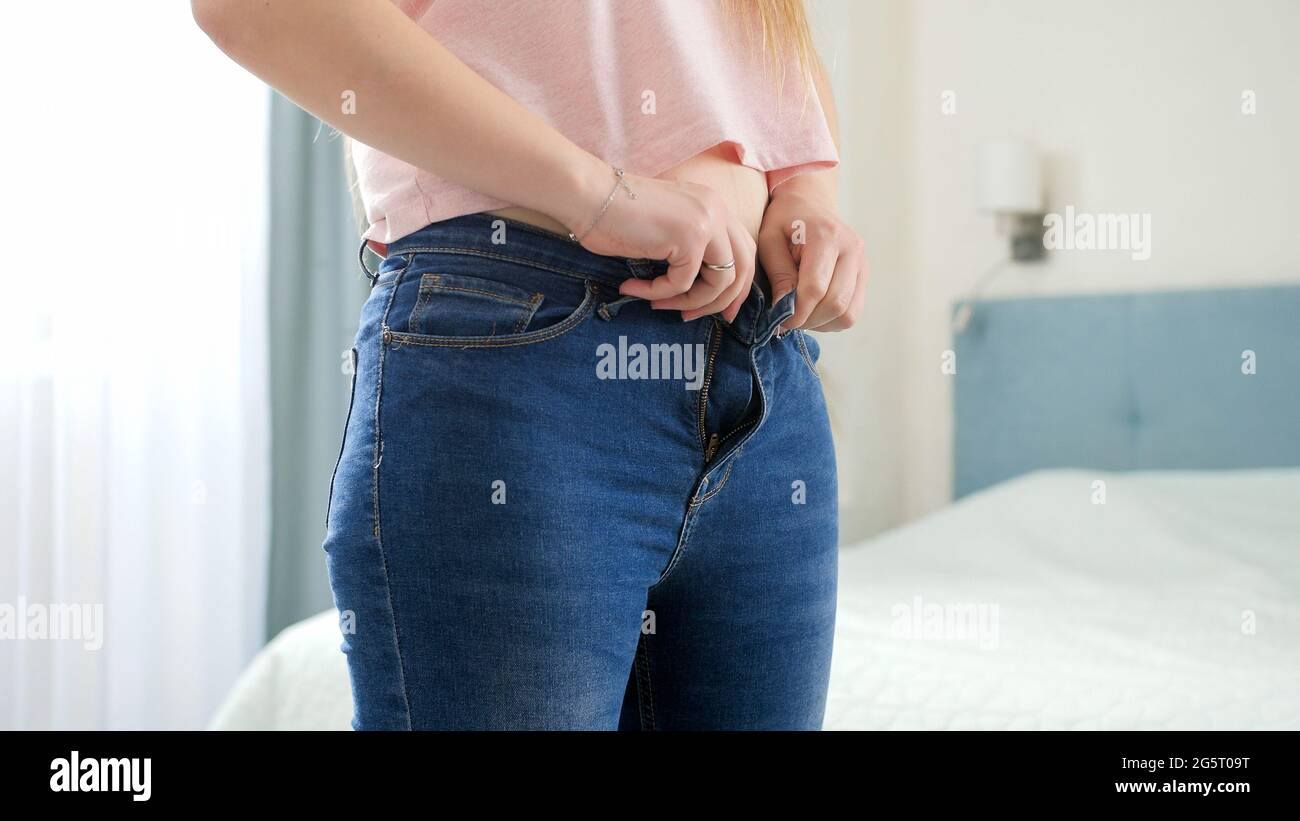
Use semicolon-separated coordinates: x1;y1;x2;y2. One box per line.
827;467;1300;729
210;285;1300;730
208;466;1300;731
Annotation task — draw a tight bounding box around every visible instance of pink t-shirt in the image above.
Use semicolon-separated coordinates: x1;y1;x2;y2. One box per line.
351;0;840;248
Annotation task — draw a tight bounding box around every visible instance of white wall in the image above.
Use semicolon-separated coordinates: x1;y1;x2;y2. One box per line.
813;0;915;542
817;0;1300;537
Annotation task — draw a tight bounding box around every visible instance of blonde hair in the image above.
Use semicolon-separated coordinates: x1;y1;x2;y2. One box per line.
724;0;817;95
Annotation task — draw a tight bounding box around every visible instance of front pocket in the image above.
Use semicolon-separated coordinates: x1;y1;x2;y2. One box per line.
383;279;598;350
408;272;543;338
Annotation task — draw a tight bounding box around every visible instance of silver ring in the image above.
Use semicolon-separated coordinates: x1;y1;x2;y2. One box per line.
701;259;735;271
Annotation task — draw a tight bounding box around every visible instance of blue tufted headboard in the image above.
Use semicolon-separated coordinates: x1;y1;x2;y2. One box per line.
952;285;1300;498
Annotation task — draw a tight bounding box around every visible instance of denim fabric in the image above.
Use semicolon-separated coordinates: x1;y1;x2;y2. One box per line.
323;213;838;730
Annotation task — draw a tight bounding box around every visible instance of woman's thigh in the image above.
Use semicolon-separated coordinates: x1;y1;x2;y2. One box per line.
628;332;839;730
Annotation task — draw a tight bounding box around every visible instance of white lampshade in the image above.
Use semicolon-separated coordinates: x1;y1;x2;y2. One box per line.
977;139;1042;213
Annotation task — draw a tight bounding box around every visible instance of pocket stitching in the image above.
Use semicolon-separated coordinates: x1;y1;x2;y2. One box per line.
795;329;821;380
384;281;595;349
409;273;546;337
424;279;540;308
514;293;545;333
408;282;433;336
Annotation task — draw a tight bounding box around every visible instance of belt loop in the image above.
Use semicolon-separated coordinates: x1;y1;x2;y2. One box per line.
755;290;797;348
597;294;640;321
358;238;380;288
750;284;766;345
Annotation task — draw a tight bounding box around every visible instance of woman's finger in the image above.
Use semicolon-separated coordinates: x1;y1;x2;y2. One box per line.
804;246;858;330
780;240;836;331
813;252;869;332
649;224;736;311
718;250;755;323
683;221;754;322
757;228;799;307
617;240;703;301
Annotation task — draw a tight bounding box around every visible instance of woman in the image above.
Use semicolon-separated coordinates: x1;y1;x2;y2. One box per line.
195;0;867;730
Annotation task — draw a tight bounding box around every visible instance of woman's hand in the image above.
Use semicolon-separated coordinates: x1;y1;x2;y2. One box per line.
573;170;756;324
757;186;868;332
192;0;755;321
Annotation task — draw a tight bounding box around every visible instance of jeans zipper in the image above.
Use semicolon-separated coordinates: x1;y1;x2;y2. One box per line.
704;432;721;463
696;319;723;455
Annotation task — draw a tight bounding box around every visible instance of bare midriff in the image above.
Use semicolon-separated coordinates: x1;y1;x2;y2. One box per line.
487;143;770;244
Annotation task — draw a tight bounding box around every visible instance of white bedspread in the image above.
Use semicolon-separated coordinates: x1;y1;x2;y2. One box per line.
210;468;1300;730
826;468;1300;729
208;610;353;731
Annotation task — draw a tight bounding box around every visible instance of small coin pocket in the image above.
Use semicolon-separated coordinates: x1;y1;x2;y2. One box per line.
407;273;544;338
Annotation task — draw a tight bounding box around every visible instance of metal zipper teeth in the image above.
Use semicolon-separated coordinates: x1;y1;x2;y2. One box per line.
705;415;759;467
696;320;723;452
704;416;757;466
719;416;756;449
707;359;764;463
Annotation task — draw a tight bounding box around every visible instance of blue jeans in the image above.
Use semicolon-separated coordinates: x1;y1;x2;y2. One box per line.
323;214;838;729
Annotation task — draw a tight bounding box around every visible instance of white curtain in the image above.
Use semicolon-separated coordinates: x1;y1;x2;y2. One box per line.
0;2;270;729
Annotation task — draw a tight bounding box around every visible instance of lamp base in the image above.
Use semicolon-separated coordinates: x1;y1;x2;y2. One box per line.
998;213;1047;262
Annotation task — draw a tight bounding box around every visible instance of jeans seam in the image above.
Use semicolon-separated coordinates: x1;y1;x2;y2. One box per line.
324;347;359;529
691;458;736;506
795;329;821;380
650;494;700;591
373;266;415;730
375;245;624;289
635;635;656;730
720;319;751;346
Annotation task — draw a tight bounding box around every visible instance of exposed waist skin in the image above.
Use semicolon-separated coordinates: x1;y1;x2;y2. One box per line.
487;143;770;243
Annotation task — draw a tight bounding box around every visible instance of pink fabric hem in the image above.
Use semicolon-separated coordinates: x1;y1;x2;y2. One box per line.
357;1;841;248
363;135;839;246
